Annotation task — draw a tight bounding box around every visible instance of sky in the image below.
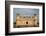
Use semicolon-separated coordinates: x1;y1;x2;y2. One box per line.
13;8;39;22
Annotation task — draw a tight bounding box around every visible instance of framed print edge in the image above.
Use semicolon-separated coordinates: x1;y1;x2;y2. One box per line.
5;1;45;35
10;4;42;32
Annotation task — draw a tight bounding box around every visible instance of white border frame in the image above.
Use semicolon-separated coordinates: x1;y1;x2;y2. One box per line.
10;5;43;33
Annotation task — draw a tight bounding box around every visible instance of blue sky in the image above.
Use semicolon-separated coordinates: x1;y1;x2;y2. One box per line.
13;8;39;22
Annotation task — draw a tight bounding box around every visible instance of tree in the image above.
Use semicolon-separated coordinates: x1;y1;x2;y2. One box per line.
16;13;20;16
14;22;16;24
34;14;37;16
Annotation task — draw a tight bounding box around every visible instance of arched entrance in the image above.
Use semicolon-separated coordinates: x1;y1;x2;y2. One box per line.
26;21;28;24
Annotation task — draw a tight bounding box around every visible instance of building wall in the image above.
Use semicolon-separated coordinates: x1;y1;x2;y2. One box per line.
16;16;38;27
